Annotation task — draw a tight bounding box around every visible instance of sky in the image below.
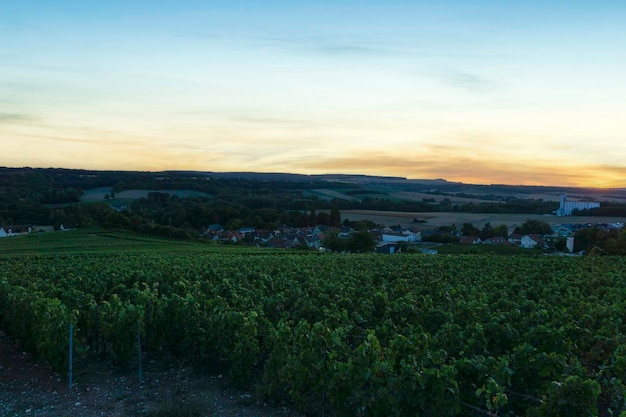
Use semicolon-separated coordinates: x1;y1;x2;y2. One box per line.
2;1;626;187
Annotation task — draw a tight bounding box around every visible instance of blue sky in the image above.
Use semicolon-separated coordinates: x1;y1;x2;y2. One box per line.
2;1;626;186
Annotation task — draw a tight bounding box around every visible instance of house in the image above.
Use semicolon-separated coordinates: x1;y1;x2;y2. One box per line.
266;237;287;248
520;234;544;249
381;230;421;243
552;224;575;237
296;235;321;249
0;225;32;237
218;231;243;243
508;233;524;246
376;242;399;254
206;224;224;232
459;236;481;245
203;224;225;239
110;204;128;212
339;227;355;238
251;230;273;244
312;225;330;235
482;237;511;245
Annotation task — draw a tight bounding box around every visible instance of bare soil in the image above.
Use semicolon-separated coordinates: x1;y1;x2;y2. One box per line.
0;330;302;417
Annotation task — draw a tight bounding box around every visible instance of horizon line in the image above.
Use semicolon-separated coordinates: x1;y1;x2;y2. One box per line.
2;165;623;190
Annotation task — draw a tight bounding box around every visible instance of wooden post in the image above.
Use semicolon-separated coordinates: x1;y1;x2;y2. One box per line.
137;320;143;385
322;349;327;417
68;322;73;390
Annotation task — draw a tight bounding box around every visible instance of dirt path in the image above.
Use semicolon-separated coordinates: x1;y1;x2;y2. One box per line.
0;330;302;417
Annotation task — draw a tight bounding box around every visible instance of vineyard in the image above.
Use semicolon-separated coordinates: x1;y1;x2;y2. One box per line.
0;248;625;416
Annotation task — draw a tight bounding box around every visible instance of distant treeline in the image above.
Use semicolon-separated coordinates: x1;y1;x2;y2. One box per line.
574;203;626;217
332;197;559;215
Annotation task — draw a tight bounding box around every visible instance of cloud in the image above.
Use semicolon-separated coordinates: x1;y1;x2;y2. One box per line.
253;33;391;59
16;133;112;145
296;150;626;188
0;112;36;125
224;115;318;129
432;68;496;93
316;42;387;57
13;131;153;150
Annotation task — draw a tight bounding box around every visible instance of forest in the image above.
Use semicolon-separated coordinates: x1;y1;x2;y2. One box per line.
0;167;565;230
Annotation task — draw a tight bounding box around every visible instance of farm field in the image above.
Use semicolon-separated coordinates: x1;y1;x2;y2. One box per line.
80;188;212;203
389;192;495;205
305;189;359;201
0;229;203;257
0;229;270;257
341;209;626;229
0;231;624;416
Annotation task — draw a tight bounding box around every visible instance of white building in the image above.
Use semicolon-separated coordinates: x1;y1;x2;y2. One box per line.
381;231;422;243
557;195;600;216
520;234;544;249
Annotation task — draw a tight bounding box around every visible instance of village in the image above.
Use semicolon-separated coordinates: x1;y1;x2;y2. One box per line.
2;218;624;255
195;194;624;253
199;220;625;254
1;196;624;255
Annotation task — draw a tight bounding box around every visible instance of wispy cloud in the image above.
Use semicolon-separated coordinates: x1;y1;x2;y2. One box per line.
252;33;391;59
431;68;496;94
224;115;318;129
315;41;387;57
297;151;626;187
16;133;113;145
0;113;35;124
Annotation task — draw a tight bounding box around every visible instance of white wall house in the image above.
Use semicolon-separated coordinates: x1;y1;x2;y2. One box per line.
521;235;544;249
0;226;32;237
381;231;422;243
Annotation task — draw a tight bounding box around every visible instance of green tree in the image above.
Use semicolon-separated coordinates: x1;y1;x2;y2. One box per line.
494;224;509;238
329;206;341;227
515;219;552;235
479;222;495;241
322;230;345;252
603;229;626;255
461;222;480;236
554;237;568;252
573;227;606;252
344;219;376;231
49;209;66;225
316;212;330;226
348;230;376;253
438;225;455;234
309;206;317;226
226;218;244;230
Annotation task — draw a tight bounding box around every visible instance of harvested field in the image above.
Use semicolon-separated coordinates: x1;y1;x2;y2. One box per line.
341;210;626;229
80;188;211;203
390;192;492;204
306;189;359;201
